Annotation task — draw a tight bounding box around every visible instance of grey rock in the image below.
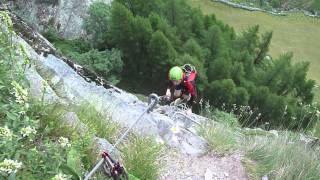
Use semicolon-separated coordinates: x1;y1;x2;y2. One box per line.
25;65;60;104
204;168;213;180
93;137;121;160
6;0;113;39
6;16;209;156
38;54;208;156
61;112;89;136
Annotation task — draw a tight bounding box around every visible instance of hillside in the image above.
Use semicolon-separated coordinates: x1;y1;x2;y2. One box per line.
1;0;320;179
2;15;319;178
189;0;320;101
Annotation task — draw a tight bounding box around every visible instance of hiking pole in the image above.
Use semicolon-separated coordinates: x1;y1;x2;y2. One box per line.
84;93;159;180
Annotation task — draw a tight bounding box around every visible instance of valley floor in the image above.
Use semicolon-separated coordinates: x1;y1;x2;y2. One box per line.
189;0;320;101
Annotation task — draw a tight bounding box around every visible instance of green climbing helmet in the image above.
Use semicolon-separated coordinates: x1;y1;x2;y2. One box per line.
169;66;183;81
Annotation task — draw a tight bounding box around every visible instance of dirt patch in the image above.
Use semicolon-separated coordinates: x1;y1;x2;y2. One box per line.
159;149;248;180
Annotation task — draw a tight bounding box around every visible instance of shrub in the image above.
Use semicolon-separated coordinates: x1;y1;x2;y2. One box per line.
310;0;320;12
45;36;123;85
68;48;123;85
0;11;95;179
270;0;281;8
0;26;69;180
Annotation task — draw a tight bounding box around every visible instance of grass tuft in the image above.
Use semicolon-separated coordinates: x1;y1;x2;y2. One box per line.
120;135;163;180
243;132;320;179
74;103;122;144
198;120;239;155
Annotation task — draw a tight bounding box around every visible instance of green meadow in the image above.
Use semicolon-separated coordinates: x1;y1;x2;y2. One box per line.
189;0;320;101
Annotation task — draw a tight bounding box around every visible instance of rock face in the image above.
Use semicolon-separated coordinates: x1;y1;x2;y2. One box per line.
25;65;60;103
4;0;112;39
5;10;209;157
37;54;209;156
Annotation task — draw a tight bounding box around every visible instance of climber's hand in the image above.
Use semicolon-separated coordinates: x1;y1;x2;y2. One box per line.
159;95;171;105
173;98;184;106
181;94;191;101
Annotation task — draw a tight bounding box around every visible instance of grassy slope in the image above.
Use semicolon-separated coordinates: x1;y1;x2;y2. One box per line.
189;0;320;101
198;110;320;179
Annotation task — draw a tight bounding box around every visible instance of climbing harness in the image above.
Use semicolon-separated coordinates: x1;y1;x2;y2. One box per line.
84;94;159;180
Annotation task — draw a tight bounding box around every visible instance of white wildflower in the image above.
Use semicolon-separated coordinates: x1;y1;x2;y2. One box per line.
11;81;28;104
20;126;37;137
52;173;70;180
0;159;22;174
316;110;320;117
199;98;203;106
205;101;210;109
58;137;71;148
170;125;181;134
0;126;13;140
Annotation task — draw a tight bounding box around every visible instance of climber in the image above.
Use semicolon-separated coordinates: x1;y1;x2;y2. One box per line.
162;64;197;114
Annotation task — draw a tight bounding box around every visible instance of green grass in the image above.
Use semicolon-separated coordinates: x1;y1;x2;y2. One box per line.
198;108;320;179
31;103;101;178
243;133;320;179
198;120;240;154
189;0;320;101
206;126;320;179
120;135;163;180
73;104;122;144
73;103;163;179
313;121;320;138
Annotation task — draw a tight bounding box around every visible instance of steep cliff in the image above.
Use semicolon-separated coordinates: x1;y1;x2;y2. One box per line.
4;0;112;38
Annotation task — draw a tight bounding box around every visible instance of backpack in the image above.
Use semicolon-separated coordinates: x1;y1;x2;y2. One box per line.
182;64;197;82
